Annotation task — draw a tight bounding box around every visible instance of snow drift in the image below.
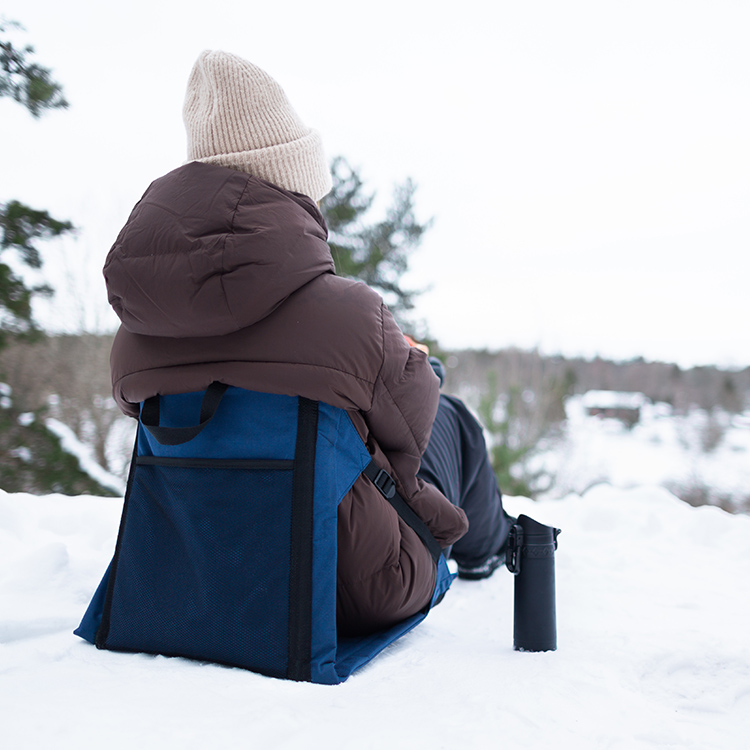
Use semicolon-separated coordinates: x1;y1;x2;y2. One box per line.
1;485;749;749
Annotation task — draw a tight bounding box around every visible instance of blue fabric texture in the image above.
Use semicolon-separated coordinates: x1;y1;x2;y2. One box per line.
76;386;451;684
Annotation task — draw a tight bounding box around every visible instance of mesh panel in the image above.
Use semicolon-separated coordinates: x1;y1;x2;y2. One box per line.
107;462;293;677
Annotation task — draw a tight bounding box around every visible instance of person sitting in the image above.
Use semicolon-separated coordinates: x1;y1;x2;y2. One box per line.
103;50;512;636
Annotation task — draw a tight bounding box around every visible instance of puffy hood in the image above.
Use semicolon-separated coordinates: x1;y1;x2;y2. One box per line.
103;161;334;338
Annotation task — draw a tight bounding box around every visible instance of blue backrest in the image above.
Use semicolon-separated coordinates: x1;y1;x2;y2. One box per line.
76;385;453;683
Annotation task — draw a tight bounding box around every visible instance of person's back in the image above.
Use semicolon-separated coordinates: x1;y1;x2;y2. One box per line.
103;51;471;635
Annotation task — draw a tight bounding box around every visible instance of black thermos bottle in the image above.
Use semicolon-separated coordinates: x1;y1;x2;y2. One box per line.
506;514;561;652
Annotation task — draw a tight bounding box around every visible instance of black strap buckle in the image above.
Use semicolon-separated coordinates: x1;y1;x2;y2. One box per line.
505;524;524;575
372;468;397;499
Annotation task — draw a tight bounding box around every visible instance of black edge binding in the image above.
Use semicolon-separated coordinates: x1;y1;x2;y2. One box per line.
95;432;140;648
286;397;318;682
135;456;294;471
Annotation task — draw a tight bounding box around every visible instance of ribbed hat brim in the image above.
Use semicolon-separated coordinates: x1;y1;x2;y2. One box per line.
192;129;331;202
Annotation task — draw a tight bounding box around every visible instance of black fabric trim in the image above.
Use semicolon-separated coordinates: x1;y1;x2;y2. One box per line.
286;397;318;682
141;381;229;445
363;459;443;567
135;456;294;471
96;431;140;648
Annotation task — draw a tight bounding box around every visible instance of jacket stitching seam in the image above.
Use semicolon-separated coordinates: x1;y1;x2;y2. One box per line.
383;381;419;453
379;378;422;457
371;302;387;412
337;555;436;588
367;302;422;459
112;360;376;389
219;178;253;331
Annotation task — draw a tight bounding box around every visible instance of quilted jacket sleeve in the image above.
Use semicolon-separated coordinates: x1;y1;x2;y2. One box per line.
363;304;469;547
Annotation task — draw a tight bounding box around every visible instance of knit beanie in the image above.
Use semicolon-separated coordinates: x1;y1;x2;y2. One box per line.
183;50;332;202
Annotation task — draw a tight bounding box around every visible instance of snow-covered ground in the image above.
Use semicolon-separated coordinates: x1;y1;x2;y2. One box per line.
45;418;126;496
2;485;749;749
538;396;750;512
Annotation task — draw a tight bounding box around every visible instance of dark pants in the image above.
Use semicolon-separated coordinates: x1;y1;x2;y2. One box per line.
418;394;513;567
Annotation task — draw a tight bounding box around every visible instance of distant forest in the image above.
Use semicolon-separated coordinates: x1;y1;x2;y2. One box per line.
2;335;748;425
440;347;750;414
1;335;748;496
5;335;748;420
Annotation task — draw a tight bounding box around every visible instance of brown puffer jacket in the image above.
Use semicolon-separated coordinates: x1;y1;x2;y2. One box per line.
104;161;469;635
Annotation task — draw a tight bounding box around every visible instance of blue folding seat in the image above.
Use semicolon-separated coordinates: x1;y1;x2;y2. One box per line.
76;383;453;683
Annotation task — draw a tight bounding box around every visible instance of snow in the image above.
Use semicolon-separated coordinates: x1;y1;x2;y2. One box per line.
1;384;126;495
9;446;32;463
539;397;750;511
2;486;749;749
580;390;648;410
17;412;35;427
44;418;126;496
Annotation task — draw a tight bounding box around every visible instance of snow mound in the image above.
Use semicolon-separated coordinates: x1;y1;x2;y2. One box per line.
45;418;126;496
541;397;750;511
1;486;749;749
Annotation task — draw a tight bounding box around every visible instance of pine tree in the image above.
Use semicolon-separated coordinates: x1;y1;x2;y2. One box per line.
0;21;99;496
0;20;68;115
320;156;430;328
0;20;72;351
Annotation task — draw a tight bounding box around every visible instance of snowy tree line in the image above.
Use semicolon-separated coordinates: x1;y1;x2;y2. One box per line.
440;348;750;510
442;347;750;415
2;333;749;503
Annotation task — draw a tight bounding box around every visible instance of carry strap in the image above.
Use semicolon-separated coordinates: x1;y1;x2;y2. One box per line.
140;381;229;445
362;460;444;567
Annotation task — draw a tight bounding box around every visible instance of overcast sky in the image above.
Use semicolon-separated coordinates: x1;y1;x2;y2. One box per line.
3;0;749;368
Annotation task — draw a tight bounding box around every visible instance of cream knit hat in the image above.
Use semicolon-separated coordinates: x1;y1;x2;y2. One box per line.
183;50;332;201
